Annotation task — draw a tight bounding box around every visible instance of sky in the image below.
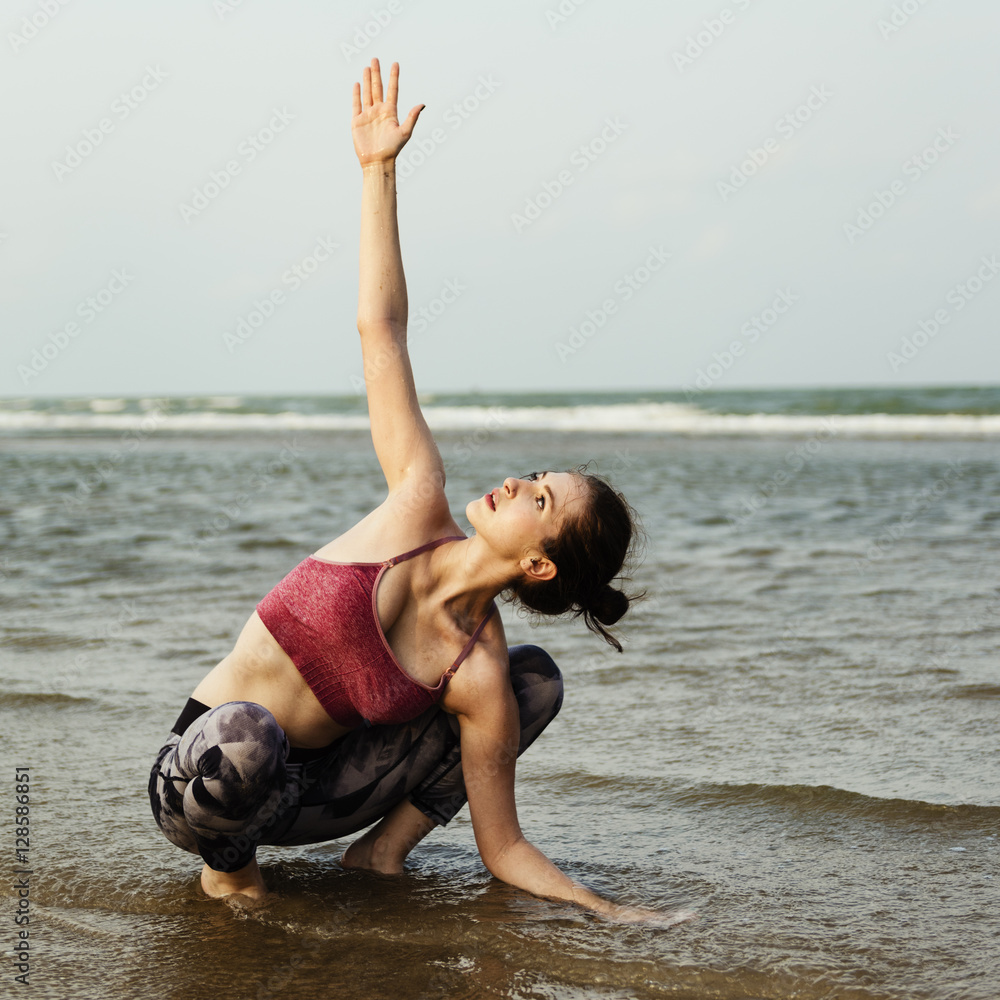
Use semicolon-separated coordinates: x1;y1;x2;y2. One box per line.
2;0;998;398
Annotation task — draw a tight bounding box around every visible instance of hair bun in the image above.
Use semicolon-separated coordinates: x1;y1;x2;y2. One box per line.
591;585;629;626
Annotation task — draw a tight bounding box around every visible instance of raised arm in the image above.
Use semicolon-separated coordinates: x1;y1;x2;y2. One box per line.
352;59;442;496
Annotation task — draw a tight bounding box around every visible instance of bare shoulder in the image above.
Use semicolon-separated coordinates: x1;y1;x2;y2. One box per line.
441;623;516;722
312;481;460;562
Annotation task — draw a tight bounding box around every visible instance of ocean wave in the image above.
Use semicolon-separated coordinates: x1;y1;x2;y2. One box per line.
0;691;93;707
3;402;1000;437
543;771;999;825
673;780;1000;827
944;683;1000;700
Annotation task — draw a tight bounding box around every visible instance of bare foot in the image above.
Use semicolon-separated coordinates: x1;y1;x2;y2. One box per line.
341;827;404;874
341;800;437;874
200;858;270;902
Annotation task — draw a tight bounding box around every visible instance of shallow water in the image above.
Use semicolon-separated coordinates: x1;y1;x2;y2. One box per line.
1;417;998;1000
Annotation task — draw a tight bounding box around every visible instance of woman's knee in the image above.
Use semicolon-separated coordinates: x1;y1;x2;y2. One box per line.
182;699;285;757
176;701;289;808
198;701;286;751
508;644;564;729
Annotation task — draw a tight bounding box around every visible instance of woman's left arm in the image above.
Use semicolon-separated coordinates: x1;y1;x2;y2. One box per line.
451;666;691;924
458;699;614;914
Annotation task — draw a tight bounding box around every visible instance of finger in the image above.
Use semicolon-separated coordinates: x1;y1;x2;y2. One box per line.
352;81;361;118
400;103;425;138
362;66;372;109
370;57;383;104
651;909;698;928
386;61;399;108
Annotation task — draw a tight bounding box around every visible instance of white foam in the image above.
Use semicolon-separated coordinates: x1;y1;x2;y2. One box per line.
1;402;1000;438
431;404;1000;437
88;398;127;413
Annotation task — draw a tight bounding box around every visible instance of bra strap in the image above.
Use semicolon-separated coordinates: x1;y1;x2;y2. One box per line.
441;603;497;683
386;535;466;567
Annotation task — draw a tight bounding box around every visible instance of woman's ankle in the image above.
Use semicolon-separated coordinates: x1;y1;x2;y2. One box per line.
200;859;268;900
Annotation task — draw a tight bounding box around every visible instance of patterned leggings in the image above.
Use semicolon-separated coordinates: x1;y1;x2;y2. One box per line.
148;645;563;872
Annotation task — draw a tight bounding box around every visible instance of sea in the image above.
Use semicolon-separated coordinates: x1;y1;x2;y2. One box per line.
1;386;997;1000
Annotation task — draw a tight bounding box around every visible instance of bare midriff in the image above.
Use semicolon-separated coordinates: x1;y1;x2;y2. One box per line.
190;611;352;748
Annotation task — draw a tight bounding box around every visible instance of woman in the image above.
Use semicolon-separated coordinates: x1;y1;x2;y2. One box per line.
149;59;683;925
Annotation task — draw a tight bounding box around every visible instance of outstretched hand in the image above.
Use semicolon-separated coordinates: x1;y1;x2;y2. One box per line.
606;904;698;928
351;58;424;167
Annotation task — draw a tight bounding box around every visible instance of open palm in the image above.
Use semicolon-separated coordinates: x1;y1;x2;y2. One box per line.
352;58;424;166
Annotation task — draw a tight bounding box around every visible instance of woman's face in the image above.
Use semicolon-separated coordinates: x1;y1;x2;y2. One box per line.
466;470;587;560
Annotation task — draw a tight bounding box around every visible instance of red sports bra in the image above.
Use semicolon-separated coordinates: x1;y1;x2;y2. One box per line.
255;536;495;728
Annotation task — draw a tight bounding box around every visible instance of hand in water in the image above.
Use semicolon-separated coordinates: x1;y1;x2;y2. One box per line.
608;904;698;927
351;58;424;166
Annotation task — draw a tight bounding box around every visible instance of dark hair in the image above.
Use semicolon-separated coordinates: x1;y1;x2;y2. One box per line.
506;466;643;651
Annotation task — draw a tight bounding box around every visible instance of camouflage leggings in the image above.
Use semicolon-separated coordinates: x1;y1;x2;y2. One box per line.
148;645;563;872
